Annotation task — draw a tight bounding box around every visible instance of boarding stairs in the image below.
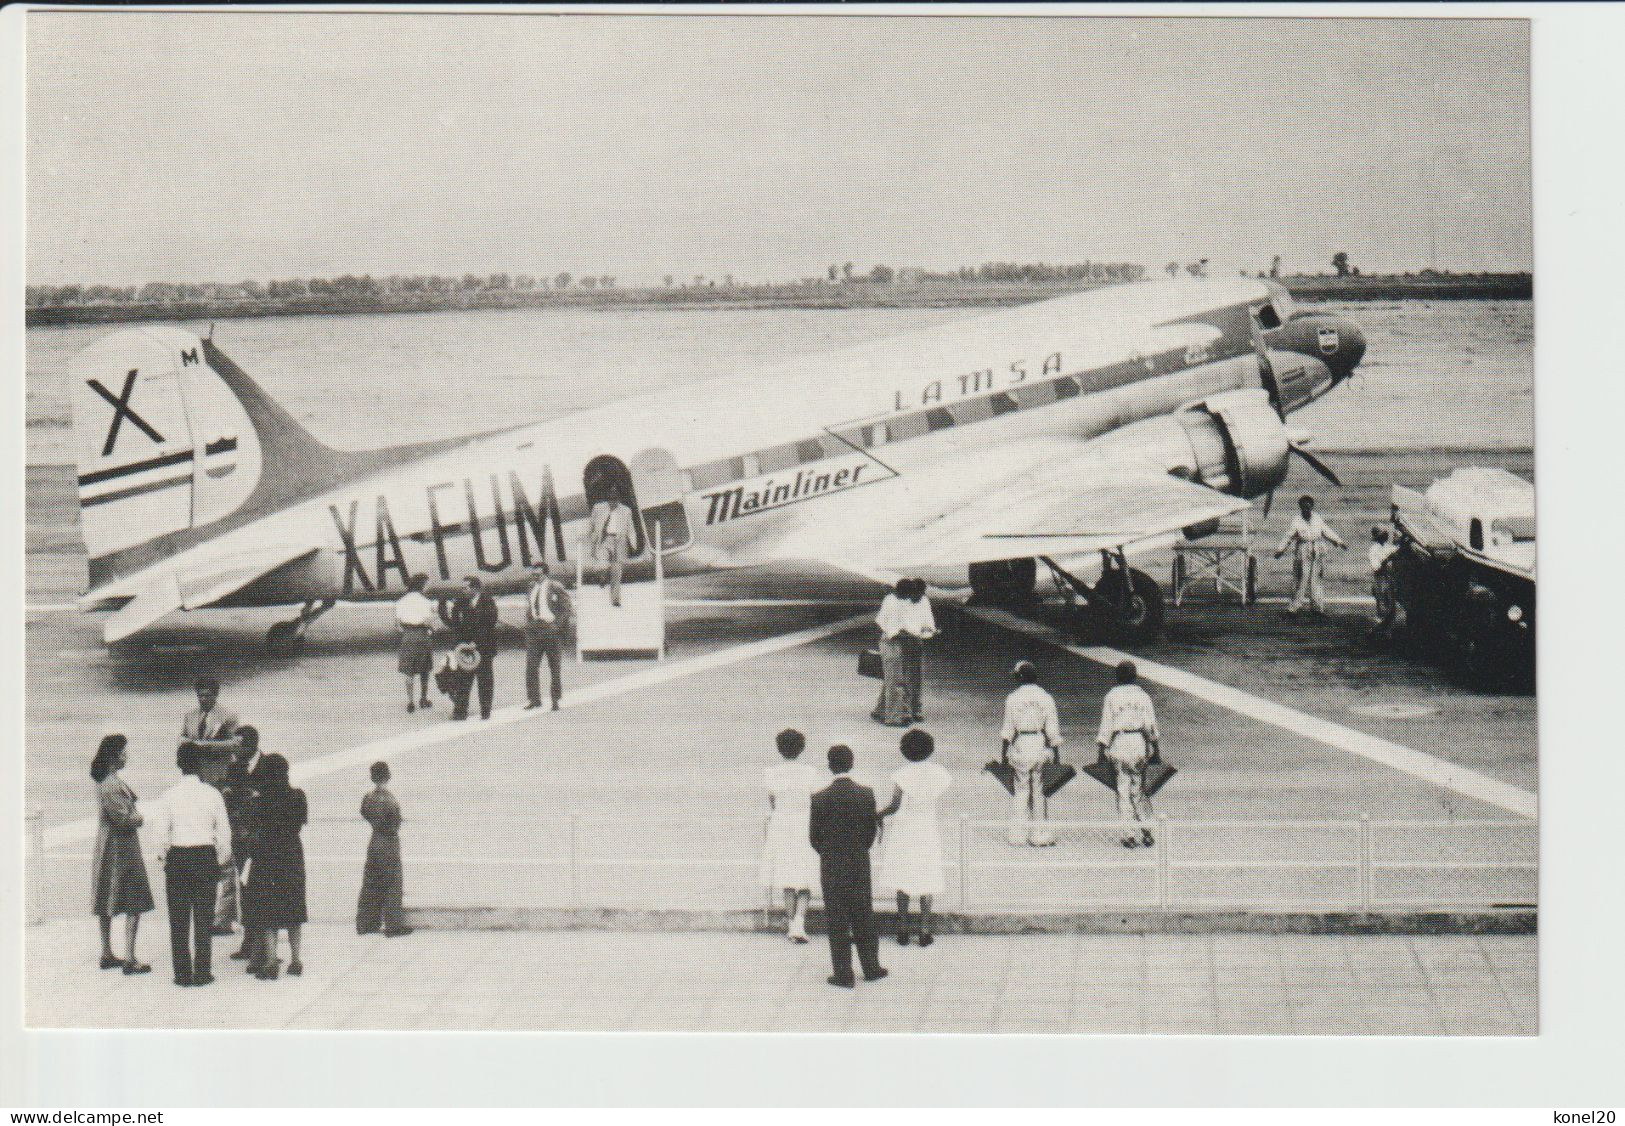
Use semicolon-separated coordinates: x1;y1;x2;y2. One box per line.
573;522;667;661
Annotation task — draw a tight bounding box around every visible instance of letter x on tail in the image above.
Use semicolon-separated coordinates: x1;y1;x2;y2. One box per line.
89;369;165;456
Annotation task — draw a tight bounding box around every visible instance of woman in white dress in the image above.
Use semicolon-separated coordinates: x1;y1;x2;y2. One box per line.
877;728;953;946
759;728;820;943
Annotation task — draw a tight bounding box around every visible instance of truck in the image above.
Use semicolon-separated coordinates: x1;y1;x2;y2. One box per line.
1390;467;1535;687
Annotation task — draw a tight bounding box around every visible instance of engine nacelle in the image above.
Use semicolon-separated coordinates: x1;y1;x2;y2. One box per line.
1172;388;1291;499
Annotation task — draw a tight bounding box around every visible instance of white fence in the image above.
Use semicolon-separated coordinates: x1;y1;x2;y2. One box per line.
27;807;1535;924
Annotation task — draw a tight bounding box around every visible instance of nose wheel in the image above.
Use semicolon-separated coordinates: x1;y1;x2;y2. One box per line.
266;599;335;656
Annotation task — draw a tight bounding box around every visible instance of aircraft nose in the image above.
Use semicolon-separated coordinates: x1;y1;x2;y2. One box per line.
1274;314;1365;381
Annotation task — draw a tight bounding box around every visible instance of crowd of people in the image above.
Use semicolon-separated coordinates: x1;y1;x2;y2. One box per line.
86;677;410;987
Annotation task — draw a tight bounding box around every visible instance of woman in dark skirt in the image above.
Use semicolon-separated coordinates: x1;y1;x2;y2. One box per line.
242;753;308;980
89;734;153;974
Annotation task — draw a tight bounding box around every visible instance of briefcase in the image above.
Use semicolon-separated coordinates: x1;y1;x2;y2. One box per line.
858;648;883;680
983;760;1017;796
1041;760;1077;798
1082;757;1178;797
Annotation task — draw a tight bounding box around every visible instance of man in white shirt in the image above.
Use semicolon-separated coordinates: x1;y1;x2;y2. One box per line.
1274;495;1348;614
394;573;437;713
1096;660;1162;849
523;562;571;711
1368;525;1400;638
1001;660;1062;847
590;496;635;606
152;745;231;986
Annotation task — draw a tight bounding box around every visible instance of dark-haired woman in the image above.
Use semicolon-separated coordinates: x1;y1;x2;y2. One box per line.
89;734;153;974
876;728;951;947
243;753;308;979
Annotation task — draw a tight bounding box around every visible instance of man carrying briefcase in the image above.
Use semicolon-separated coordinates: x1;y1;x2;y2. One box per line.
999;660;1063;847
1095;660;1163;849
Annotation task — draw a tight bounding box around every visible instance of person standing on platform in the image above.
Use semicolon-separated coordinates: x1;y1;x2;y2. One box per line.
523;563;571;711
590;494;634;607
809;745;887;988
222;726;268;966
243;753;308;979
1275;495;1347;615
899;579;937;723
871;581;913;727
152;743;230;986
395;573;436;713
759;728;820;944
356;761;413;937
1001;660;1062;848
876;728;952;947
89;734;153;976
1096;660;1162;850
439;576;501;720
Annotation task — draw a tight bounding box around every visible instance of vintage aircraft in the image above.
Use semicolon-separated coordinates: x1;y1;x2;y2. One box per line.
70;275;1365;652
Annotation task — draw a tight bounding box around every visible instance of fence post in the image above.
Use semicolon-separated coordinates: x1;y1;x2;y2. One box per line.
1155;814;1171;910
1358;814;1373;910
958;815;970;911
568;812;581;908
26;805;44;926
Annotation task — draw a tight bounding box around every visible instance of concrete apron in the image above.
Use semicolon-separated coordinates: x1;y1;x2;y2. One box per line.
404;905;1536;935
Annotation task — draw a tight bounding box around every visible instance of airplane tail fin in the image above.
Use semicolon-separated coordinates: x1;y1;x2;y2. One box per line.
70;325;342;565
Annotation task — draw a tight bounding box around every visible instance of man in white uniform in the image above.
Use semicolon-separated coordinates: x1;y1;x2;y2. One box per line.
1096;660;1161;849
1274;495;1348;614
1000;660;1062;847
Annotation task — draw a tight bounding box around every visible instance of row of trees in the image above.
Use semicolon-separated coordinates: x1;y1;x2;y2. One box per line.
27;259;1152;308
26;272;618;307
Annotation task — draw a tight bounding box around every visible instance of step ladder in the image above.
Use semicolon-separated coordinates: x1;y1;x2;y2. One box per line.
574;523;667;660
1170;510;1257;606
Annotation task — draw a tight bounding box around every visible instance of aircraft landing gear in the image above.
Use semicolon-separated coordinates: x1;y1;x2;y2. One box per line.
1040;551;1165;645
266;599;335;656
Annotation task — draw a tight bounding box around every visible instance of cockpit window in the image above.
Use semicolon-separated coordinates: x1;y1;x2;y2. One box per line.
1256;303;1282;330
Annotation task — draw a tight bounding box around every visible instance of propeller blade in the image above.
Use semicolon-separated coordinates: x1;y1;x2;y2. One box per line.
1289;442;1342;487
1250;311;1283;419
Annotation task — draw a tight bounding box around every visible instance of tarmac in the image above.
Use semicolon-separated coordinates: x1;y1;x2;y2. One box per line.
23;446;1538;1032
25;921;1536;1034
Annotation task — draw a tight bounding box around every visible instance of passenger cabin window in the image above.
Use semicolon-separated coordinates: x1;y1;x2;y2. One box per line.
757;445;796;474
1052;376;1081;399
925;408;956;433
1256;303;1282;330
795;439;824;464
741;453;761;478
990;392;1019;416
865;422;890;446
953;397;993;425
889;413;928;442
689;460;734;490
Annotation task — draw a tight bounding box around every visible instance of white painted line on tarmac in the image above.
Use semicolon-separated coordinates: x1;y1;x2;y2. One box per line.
26;603;76;614
38;612;871;851
666;598;876;608
966;606;1538;820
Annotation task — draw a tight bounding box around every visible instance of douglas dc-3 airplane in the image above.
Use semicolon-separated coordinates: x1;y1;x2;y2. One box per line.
70;276;1364;653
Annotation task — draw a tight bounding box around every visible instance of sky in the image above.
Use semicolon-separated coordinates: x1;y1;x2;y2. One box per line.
26;12;1531;287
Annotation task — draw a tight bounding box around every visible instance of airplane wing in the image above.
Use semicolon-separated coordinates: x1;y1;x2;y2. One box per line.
779;436;1249;574
99;541;318;644
872;470;1248;571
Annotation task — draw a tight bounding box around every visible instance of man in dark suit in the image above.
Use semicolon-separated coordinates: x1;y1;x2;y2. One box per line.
222;726;268;964
440;575;501;719
809;744;888;988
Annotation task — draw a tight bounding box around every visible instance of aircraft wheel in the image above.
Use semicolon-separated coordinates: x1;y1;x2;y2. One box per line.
1110;568;1165;645
266;621;304;657
969;558;1036;605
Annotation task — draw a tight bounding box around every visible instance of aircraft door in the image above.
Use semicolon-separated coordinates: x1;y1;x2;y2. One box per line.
583;454;646;558
629;447;693;553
